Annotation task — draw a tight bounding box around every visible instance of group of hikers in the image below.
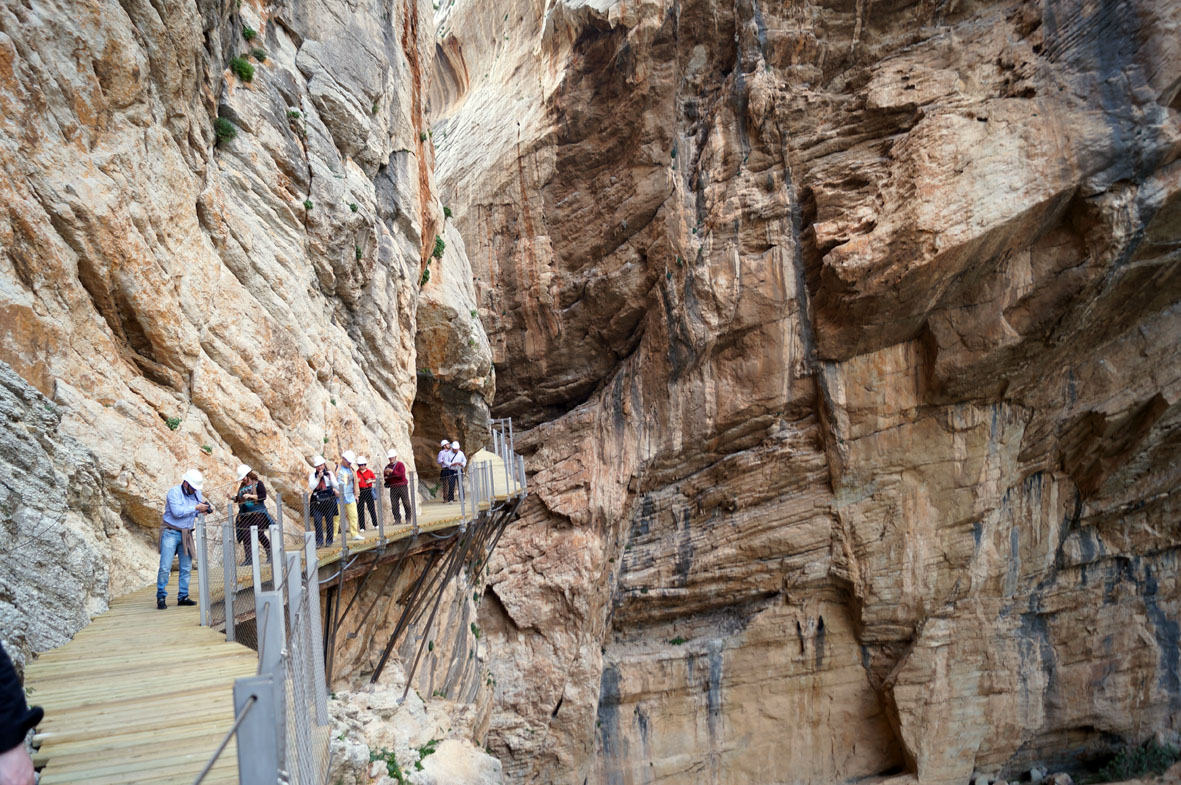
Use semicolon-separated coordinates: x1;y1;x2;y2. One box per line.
155;441;469;610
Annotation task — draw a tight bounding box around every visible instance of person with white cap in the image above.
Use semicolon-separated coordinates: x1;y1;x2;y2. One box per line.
306;455;339;547
447;441;468;499
355;456;378;531
383;449;412;527
336;450;364;542
228;464;273;566
437;439;456;501
157;468;211;609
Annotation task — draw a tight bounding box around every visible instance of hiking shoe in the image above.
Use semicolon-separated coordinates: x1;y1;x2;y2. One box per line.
157;598;167;609
177;596;196;607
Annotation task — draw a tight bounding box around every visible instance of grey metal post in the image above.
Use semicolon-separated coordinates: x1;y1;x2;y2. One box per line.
502;437;512;497
196;516;209;626
376;481;385;545
256;590;287;773
222;518;236;643
234;674;280;785
303;534;329;724
275;492;283;532
518;454;527;494
250;525;262;602
410;470;419;534
458;466;466;522
338;495;349;561
285;552;301;638
269;521;281;577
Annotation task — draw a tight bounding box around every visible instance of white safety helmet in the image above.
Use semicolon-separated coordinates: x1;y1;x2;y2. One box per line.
342;450;357;464
440;439;449;447
357;456;368;466
312;455;326;467
387;449;398;459
450;441;460;449
236;464;251;481
182;469;205;491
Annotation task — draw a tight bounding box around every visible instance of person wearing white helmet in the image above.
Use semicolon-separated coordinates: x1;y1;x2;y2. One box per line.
157;468;211;609
437;439;456;501
355;456;378;531
306;455;339;547
383;449;412;526
228;464;273;566
336;450;364;542
447;441;468;501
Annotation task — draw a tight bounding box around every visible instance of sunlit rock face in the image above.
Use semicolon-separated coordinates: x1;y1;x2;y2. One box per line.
429;0;1181;783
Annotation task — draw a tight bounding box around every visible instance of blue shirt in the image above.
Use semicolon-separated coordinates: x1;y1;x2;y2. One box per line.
336;467;356;504
163;484;205;530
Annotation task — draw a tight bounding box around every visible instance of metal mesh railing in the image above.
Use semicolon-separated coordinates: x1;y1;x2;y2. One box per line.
189;417;528;784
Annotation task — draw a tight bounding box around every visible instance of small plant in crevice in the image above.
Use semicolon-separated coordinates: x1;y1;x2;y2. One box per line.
329;397;336;406
371;101;379;114
165;416;181;431
669;636;687;645
370;748;407;785
419;131;428;142
470;622;481;639
303;199;313;211
469;309;478;318
251;47;267;62
323;436;328;444
349;202;358;212
419;267;431;287
200;444;213;455
432;235;445;259
242;24;257;41
229;56;254;82
355;245;362;261
443;205;452;218
427;640;434;652
415;740;440;771
214;116;237;144
286;109;301;120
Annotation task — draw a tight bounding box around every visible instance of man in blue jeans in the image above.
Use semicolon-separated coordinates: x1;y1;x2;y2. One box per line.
157;469;211;610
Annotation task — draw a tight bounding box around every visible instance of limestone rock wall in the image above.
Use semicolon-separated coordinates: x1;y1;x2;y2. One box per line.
429;0;1181;783
0;0;491;656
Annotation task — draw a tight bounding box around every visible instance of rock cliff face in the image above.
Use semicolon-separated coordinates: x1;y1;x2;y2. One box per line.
0;0;493;665
428;0;1181;783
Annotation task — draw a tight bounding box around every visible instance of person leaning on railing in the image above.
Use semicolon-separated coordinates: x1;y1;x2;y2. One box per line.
355;456;378;531
228;464;273;566
383;449;412;526
307;455;338;547
336;450;364;542
437;439;455;501
0;643;41;785
157;469;210;610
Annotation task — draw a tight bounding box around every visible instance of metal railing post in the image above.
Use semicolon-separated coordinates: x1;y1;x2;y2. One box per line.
518;454;527;494
234;674;280;785
269;520;280;577
503;439;512;497
410;470;419;534
376;480;386;545
458;466;466;522
338;495;349;561
303;534;329;724
250;525;262;600
255;591;286;773
196;516;209;626
285;552;301;636
222;516;236;643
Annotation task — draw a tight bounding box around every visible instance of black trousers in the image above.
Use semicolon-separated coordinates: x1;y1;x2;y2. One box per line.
234;510;272;564
311;493;337;546
388;485;412;525
357;487;377;530
440;468;455;501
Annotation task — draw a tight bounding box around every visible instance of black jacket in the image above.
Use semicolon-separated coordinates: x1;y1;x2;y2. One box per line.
0;644;43;753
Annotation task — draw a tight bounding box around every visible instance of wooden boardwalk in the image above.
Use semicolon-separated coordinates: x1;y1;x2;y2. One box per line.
23;449;524;785
25;585;256;785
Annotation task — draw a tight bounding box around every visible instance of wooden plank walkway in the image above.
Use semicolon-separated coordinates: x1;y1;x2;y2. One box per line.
25;584;257;785
23;449;524;785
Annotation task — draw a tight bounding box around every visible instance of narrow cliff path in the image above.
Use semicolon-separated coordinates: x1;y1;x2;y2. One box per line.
25;584;256;785
23;448;524;784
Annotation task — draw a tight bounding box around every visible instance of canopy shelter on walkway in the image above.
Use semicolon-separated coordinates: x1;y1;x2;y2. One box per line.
22;418;527;785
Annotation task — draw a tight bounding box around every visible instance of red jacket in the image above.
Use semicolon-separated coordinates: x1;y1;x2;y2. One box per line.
356;467;377;489
384;461;408;487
